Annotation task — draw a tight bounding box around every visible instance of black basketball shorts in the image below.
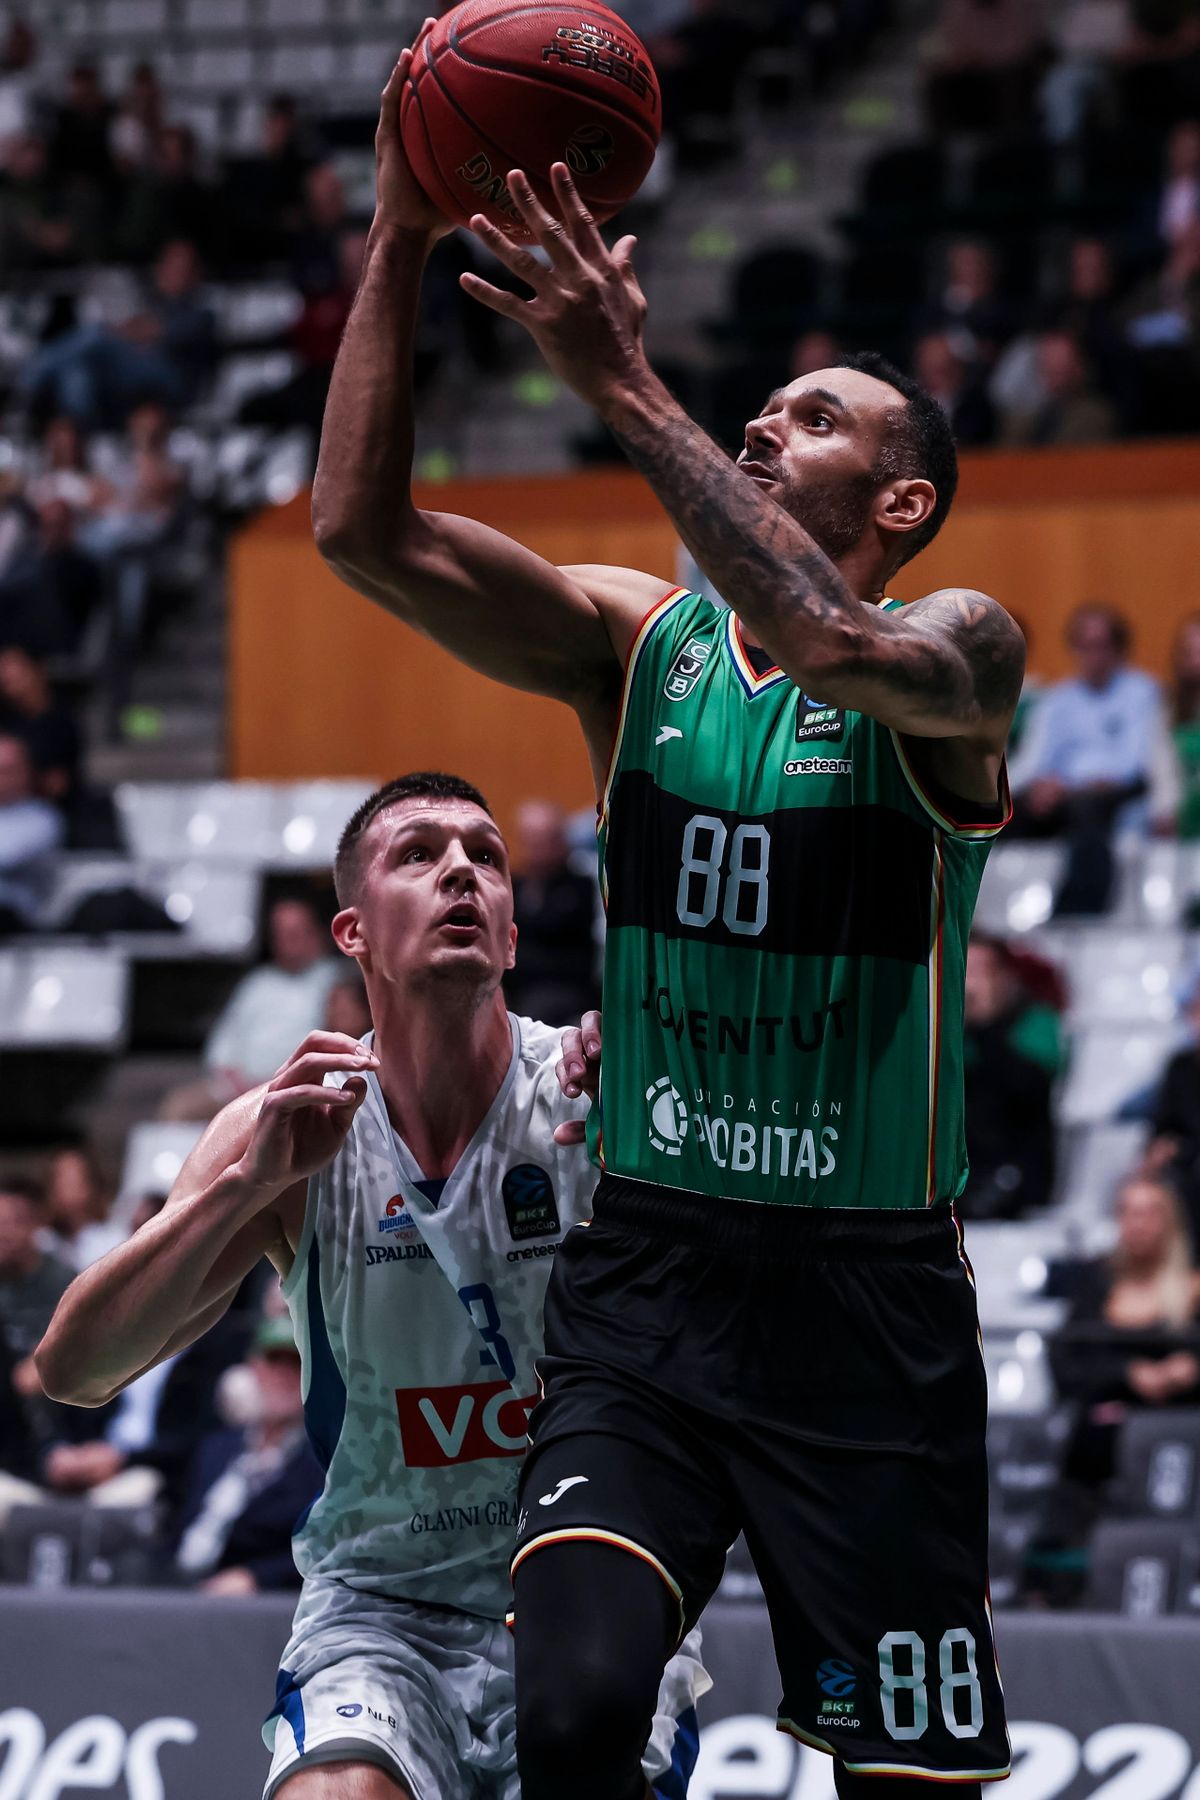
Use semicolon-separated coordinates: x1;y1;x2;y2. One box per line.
512;1175;1011;1785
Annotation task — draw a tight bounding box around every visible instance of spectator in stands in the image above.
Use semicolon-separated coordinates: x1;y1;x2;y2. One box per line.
0;15;39;160
1050;1174;1200;1466
0;647;83;805
1000;327;1117;446
160;894;341;1120
227;93;316;266
911;330;996;446
1146;969;1200;1239
1029;1172;1200;1601
505;799;599;1025
1159;118;1200;249
21;238;216;425
0;494;102;661
289;162;351;299
652;0;758;164
926;0;1047;131
40;1147;122;1271
1123;221;1200;428
1040;0;1130;139
1059;237;1137;422
960;933;1060;1219
243;227;367;433
789;327;842;380
925;239;1015;366
1008;603;1174;912
0;133;82;271
1169;612;1200;838
49;61;113;190
0;1177;72;1388
26;414;100;518
117;124;217;265
323;967;372;1041
173;1315;320;1593
109;61;165;176
0;730;62;932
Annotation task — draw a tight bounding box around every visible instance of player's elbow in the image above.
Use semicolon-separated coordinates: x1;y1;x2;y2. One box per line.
312;495;425;602
794;615;874;692
34;1327;115;1407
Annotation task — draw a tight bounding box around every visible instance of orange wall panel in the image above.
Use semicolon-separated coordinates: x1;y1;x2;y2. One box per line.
230;445;1200;823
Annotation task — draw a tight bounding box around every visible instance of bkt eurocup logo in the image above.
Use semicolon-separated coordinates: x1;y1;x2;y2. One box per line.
646;1077;687;1156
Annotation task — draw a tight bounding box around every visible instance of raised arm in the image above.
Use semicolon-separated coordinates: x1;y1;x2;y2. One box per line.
311;43;663;709
35;1033;374;1406
458;166;1024;751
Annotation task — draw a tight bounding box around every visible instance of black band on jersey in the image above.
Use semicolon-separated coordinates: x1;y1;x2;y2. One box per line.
605;769;934;963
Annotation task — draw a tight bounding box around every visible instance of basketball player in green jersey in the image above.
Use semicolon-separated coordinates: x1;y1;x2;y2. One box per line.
315;43;1023;1798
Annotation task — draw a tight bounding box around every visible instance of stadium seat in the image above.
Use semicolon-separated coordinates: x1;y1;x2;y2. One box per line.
1061;929;1184;1027
1085;1519;1200;1616
983;1330;1056;1415
974;844;1066;935
964;1220;1073;1333
1053;1121;1148;1225
714;245;827;351
956;136;1061;230
115;781;278;865
0;1502;160;1589
274;781;377;867
182;0;250;30
1057;1023;1178;1126
102;0;168;34
0;947;129;1048
988;1412;1069;1520
117;1121;206;1214
717;1534;763;1602
1116;1410;1200;1521
262;42;338;92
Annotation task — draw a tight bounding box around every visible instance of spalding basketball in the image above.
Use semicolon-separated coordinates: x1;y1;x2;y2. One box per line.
400;1;661;237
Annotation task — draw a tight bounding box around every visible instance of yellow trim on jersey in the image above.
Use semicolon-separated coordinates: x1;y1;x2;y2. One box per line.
725;610;790;697
890;731;1012;841
598;586;691;825
511;1528;686;1636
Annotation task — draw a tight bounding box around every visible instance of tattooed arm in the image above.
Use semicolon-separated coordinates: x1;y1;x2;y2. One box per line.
459;165;1024;752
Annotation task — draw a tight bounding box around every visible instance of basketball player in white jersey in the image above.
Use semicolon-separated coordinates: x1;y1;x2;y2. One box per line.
36;770;706;1800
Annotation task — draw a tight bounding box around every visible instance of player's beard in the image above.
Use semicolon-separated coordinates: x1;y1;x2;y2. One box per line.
775;465;881;564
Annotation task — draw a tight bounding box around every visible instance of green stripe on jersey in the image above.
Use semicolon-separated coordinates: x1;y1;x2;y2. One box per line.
590;591;1007;1209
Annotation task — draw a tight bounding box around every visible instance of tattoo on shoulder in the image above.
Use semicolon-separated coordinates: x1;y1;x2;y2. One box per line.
906;589;1025;722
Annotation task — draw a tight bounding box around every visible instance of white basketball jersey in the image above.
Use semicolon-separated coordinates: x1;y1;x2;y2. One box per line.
282;1015;593;1619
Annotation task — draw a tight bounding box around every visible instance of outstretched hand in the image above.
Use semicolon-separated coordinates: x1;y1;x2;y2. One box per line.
553;1010;602;1146
460;166;648;409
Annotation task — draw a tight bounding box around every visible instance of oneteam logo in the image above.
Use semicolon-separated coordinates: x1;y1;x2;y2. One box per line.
784;757;852;776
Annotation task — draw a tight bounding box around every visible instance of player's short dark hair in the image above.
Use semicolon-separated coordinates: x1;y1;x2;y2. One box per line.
334;771;495;906
833;352;959;569
1068;600;1130;656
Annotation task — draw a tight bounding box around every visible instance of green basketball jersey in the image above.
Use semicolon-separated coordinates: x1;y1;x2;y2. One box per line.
589;587;1010;1209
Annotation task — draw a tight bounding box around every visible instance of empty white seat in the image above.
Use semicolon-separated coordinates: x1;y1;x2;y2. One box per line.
1054;1120;1149;1223
157;862;261;953
1059;1023;1178;1126
0;947;128;1048
1064;929;1185;1025
182;0;250;30
960;1219;1072;1334
182;45;258;92
116;781;279;864
340;36;400;88
263;0;332;22
211;282;304;345
984;1329;1056;1416
102;0;167;34
975;844;1066;935
117;1122;205;1218
261;42;338;90
272;781;377;867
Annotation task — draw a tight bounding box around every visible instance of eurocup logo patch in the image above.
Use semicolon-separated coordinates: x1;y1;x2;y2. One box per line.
816;1659;857;1698
646;1077;687;1156
565;123;615;175
502;1164;561;1241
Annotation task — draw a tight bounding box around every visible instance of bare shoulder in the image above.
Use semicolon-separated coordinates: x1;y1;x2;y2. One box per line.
904;588;1026;721
559;564;679;665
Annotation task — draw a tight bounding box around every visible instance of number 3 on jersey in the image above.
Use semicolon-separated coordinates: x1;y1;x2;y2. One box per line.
676;814;771;936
